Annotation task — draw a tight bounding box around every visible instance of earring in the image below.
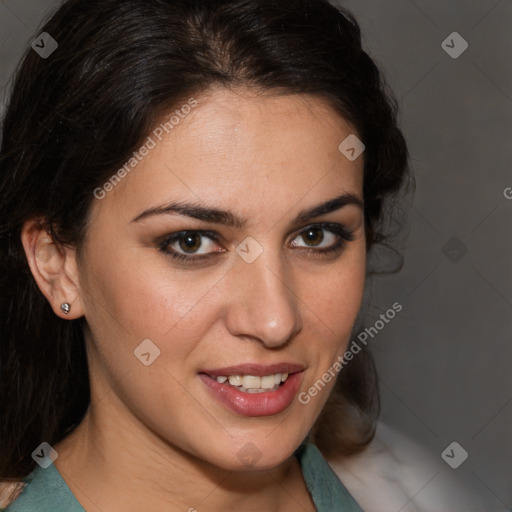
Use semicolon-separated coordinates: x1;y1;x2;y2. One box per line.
60;303;71;314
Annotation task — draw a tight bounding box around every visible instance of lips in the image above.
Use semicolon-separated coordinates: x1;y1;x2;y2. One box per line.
202;363;305;378
199;363;305;417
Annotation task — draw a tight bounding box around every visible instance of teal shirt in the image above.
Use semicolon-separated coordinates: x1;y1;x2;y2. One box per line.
4;443;363;511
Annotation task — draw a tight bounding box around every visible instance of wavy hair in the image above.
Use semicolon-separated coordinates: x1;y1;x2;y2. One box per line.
0;0;409;482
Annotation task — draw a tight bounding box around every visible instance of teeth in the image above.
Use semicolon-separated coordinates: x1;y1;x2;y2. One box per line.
245;388;268;393
214;373;289;391
242;375;260;388
260;375;276;389
228;375;242;386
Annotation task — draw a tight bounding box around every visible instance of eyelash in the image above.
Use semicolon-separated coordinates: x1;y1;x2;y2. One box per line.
158;223;355;264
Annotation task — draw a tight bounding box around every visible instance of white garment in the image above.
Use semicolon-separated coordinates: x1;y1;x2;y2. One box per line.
328;421;507;512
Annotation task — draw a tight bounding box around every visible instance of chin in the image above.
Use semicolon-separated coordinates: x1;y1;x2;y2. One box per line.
204;433;307;472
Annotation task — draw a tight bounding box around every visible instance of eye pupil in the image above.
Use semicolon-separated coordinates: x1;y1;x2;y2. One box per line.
179;233;201;253
303;228;324;246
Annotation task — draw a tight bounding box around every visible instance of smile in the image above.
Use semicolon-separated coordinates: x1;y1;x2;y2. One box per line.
212;373;289;393
199;363;304;416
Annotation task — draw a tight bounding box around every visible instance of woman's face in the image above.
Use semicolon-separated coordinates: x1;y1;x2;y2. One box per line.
77;88;366;470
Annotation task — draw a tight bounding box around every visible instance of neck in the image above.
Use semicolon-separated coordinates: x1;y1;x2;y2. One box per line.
53;392;314;512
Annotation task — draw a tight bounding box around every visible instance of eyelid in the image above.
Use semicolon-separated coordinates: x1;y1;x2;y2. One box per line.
158;222;354;263
291;222;354;244
289;221;352;237
158;230;224;252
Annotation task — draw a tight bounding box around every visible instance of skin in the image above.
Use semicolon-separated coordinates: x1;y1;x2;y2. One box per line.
21;87;366;511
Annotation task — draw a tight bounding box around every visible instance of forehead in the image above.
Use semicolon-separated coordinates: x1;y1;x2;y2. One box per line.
90;88;364;224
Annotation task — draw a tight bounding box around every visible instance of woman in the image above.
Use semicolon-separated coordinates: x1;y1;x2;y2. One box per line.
0;0;410;510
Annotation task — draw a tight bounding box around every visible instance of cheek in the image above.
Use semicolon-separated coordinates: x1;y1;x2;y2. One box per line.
80;243;227;360
80;228;365;368
303;252;366;344
294;252;366;411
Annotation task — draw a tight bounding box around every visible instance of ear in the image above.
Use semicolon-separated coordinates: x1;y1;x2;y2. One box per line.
21;219;85;319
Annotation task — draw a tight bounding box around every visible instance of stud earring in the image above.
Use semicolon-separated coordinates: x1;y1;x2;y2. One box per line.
60;303;71;314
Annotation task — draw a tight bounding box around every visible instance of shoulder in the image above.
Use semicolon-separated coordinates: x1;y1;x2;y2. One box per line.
0;482;26;510
326;421;494;512
0;463;84;512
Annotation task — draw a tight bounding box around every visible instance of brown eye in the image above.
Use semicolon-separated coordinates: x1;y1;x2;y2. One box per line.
289;223;355;256
301;227;324;246
160;230;224;260
292;225;337;249
178;233;203;253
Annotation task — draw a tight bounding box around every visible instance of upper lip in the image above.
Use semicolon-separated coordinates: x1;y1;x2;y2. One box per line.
201;363;305;378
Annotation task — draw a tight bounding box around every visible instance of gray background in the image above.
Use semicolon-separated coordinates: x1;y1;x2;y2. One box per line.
1;0;511;509
338;1;512;509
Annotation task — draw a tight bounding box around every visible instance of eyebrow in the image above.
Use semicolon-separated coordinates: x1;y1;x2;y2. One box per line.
131;193;364;228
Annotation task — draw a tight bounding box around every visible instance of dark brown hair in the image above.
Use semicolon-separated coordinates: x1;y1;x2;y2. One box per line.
0;0;409;481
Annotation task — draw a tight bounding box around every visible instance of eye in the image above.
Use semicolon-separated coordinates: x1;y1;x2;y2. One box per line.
292;226;335;248
290;223;353;253
158;223;354;265
160;231;224;259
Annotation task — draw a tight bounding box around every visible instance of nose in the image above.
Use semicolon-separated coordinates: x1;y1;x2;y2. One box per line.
223;252;303;348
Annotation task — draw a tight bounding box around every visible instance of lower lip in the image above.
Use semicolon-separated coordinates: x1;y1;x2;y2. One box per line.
199;372;303;417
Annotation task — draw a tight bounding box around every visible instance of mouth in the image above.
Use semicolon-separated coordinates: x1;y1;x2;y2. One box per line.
205;372;289;393
199;363;305;417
